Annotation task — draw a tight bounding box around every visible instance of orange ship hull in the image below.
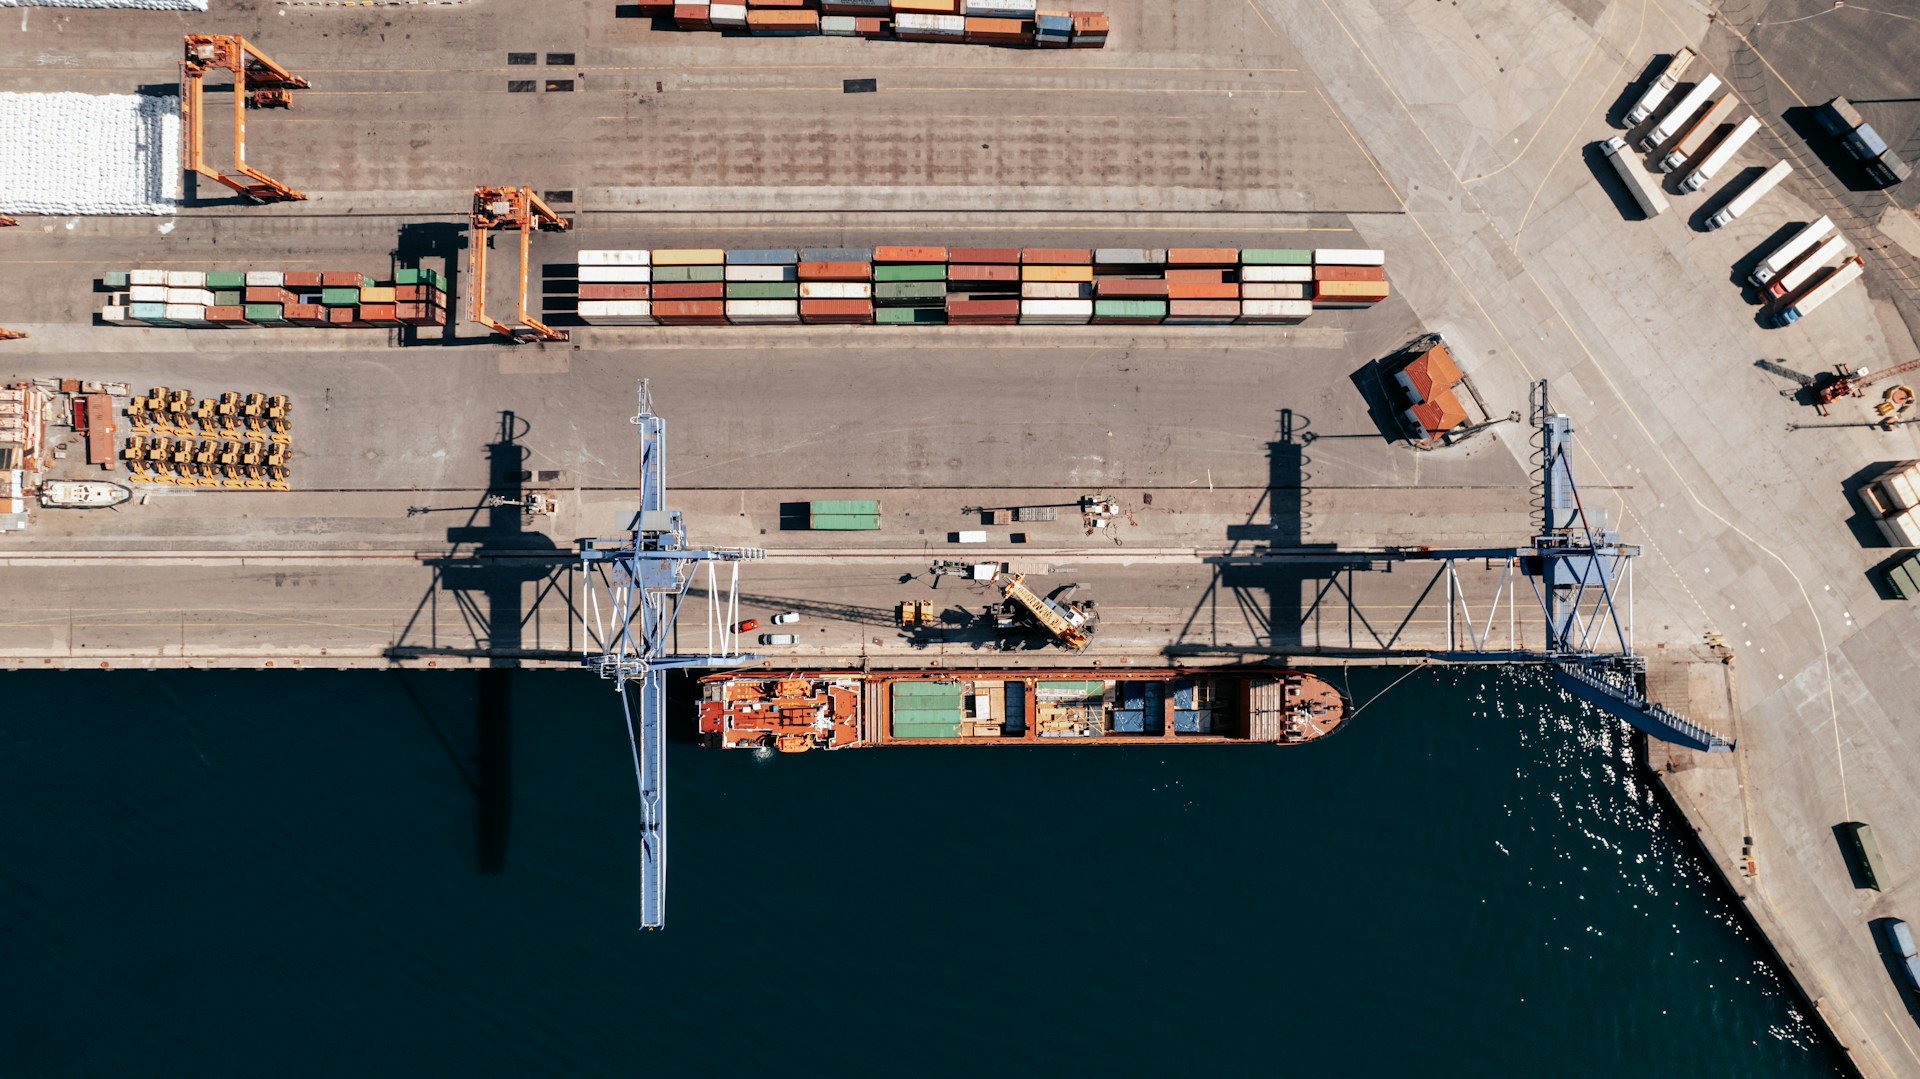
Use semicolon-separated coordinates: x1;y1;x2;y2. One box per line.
698;667;1347;752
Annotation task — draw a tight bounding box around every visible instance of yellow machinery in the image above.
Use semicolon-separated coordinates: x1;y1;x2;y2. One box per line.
469;185;572;343
999;572;1092;651
180;34;312;203
897;599;935;627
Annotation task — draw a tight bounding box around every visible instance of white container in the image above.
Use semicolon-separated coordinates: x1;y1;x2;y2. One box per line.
725;265;798;283
166;288;216;306
1883;471;1920;511
163;303;207;322
579;300;655;323
1238;299;1312;322
799;282;872;299
1094;248;1164;265
1018;299;1092;324
129;285;168;303
1600;136;1670;218
710;3;748;26
1878;510;1920;547
966;0;1036;14
1021;282;1092;299
129;269;166;286
1313;248;1386;267
1705;159;1792;230
725;299;801;322
1680;114;1761;192
954;531;988;544
166;270;206;288
1656;94;1738;172
822;15;858;35
245;271;284;287
579;265;653;283
1750;216;1835;287
896;12;965;33
1637;73;1722;152
101;305;126;323
578;249;651;267
1623;47;1697;126
1242;265;1313;283
1241;282;1307;300
1770;235;1848;297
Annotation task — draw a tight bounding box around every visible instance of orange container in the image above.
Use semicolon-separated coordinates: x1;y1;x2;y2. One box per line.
1021;265;1095;283
1167;248;1239;266
800;299;874;323
1165;269;1226;283
893;0;959;11
1021;248;1092;264
949;265;1020;282
949;247;1021;264
1313;265;1388;282
1166;282;1240;299
747;9;819;28
873;246;947;263
799;261;873;281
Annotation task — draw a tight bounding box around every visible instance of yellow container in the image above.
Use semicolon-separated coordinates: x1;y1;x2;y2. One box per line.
1020;265;1095;283
359;286;396;304
652;249;727;266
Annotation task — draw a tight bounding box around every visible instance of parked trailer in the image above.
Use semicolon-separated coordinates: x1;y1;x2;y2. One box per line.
1624;47;1699;126
1772;256;1864;326
1842;822;1888;889
1636;73;1722;152
1762;234;1848;301
1657;95;1738;172
1749;216;1834;286
1679;114;1761;192
1705;161;1792;230
1599;137;1670;218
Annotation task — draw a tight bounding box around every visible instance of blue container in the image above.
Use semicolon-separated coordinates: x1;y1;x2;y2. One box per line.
1003;683;1026;736
1113;710;1146;734
1172;679;1196;710
1174;709;1212;734
727;248;799;266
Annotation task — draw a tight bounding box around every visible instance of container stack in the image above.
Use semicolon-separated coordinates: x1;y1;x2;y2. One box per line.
565;244;1389;328
1860;460;1920;547
100;268;449;329
634;2;1109;48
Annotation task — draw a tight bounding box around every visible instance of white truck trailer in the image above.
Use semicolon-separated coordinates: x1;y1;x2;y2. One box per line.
1705;160;1792;230
1599;137;1670;218
1679;114;1761;192
1624;47;1699;126
1657;95;1738;172
1772;256;1864;327
1636;73;1722;152
1749;216;1834;286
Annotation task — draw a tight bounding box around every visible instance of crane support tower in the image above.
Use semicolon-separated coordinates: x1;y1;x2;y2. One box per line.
179;35;312;203
578;381;765;929
469;186;572;344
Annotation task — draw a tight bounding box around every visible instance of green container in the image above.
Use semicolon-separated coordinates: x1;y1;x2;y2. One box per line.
876;307;947;325
321;287;361;306
1842;822;1887;889
893;681;961;700
653;265;725;283
810;499;881;516
1094;299;1168;319
891;722;964;739
726;281;800;300
213;290;242;306
808;513;881;531
206;271;247;289
875;281;946;302
103;271;131;288
1886;556;1920;601
1239;248;1312;265
243;303;286;322
874;263;946;282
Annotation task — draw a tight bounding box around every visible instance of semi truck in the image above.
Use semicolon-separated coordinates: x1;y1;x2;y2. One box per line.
1636;73;1722;152
1599;137;1670;219
1657;95;1738;172
1748;216;1834;286
1705;160;1792;230
1819;97;1912;188
1624;47;1698;126
1771;256;1864;327
1762;234;1848;301
1679;114;1760;192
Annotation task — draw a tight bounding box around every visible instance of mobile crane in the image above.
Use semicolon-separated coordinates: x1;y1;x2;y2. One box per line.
179;35;312;203
930;560;1096;651
468;186;572;344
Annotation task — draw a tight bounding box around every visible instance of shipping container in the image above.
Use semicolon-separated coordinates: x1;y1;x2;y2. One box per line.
1637;73;1723;152
652;248;727;266
799;282;874;299
874;263;948;282
724;264;799;283
1238;248;1313;265
874;245;948;262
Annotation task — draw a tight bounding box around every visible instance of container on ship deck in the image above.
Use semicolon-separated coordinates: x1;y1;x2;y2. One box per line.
873;245;948;263
799;261;872;281
949;247;1021;264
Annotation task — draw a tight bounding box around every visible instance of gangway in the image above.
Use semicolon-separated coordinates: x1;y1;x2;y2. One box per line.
578;381;764;929
179;34;312;203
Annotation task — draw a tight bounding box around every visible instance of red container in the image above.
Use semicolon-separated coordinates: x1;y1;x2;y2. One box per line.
1165;268;1227;283
799;261;872;281
243;286;291;304
359;303;400;324
1167;248;1239;266
652;282;727;300
948;298;1020;320
800;299;874;323
653;300;727;324
1313;265;1388;282
1021;248;1092;264
949;264;1020;283
1167;282;1240;299
325;307;360;325
1095;278;1171;297
873;246;947;263
1168;300;1241;318
284;271;324;288
205;305;250;325
321;271;366;287
949;247;1020;264
284;304;326;326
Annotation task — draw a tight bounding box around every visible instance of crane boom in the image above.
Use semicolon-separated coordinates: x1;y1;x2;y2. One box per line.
1000;573;1092;651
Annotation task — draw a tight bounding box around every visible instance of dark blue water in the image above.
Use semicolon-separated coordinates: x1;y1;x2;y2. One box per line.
1;666;1846;1078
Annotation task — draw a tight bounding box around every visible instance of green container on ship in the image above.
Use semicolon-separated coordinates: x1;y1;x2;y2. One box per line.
103;271;131;289
206;271;247;289
810;499;881;516
875;307;947;325
875;281;946;303
874;263;946;283
243;303;286;323
1094;299;1168;320
653;265;725;283
726;281;800;300
321;287;361;306
1239;249;1313;265
213;290;243;306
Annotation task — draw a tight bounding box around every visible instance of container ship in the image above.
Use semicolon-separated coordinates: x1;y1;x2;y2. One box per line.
698;667;1346;753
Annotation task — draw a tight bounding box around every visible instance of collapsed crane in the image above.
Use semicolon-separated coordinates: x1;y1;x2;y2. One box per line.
469;186;572;344
179;34;312;203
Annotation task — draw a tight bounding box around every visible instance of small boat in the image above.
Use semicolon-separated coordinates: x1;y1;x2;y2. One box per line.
38;480;132;509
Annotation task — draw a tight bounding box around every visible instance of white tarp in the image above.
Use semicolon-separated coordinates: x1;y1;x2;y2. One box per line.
0;92;180;215
0;2;207;9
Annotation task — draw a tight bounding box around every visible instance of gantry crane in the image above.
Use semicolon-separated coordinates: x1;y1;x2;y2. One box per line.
179;34;312;203
579;382;763;928
469;186;572;344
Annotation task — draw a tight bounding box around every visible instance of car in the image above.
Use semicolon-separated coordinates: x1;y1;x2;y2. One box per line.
759;634;797;646
771;612;800;625
734;619;759;633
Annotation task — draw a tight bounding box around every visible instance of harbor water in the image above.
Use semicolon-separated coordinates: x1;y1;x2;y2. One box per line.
1;666;1848;1077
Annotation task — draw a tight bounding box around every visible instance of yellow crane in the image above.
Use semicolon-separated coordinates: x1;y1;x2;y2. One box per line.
180;35;312;203
469;185;572;343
